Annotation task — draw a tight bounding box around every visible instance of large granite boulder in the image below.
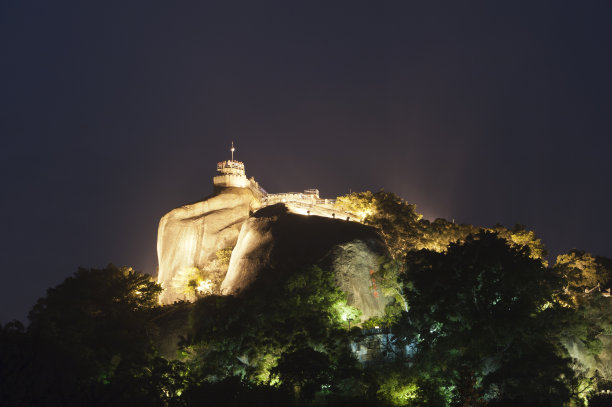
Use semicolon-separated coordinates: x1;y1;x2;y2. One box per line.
221;204;391;320
157;187;260;304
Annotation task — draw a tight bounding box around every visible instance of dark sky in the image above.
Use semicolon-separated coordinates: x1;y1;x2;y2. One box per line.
2;1;611;323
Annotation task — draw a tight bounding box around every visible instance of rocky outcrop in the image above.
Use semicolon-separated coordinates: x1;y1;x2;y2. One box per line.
325;240;390;320
221;204;391;320
157;187;260;304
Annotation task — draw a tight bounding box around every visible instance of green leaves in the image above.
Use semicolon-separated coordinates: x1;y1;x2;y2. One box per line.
187;266;356;389
272;347;334;399
335;190;423;259
336;191;547;264
2;265;176;405
554;249;612;300
400;232;572;405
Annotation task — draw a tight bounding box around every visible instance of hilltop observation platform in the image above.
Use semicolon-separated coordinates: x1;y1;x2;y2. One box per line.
217;160;245;175
213;160;267;197
213;157;355;221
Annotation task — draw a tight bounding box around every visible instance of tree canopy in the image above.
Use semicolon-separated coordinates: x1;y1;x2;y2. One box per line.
3;191;612;406
397;232;572;405
335;190;547;262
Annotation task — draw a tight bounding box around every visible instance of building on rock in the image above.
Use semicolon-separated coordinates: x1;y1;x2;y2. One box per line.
156;144;387;319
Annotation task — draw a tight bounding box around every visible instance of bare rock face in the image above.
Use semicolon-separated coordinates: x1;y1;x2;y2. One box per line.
326;240;389;321
157;187;260;304
221;204;391;320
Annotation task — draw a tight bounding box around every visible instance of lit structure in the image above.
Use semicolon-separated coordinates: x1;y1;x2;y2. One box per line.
157;143;359;304
264;189;333;206
213;142;250;188
213;142;268;200
212;143;350;219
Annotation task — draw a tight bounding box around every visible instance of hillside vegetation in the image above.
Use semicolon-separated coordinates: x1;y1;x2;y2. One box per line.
2;191;611;407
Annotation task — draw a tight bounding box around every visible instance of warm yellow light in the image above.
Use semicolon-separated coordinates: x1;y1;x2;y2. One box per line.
196;279;213;294
354;209;373;222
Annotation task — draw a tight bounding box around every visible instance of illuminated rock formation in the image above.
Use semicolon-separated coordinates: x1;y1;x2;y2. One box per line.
221;204;391;320
156;187;261;304
157;143;376;313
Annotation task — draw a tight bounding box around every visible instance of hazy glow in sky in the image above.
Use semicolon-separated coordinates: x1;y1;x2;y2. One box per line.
1;1;612;322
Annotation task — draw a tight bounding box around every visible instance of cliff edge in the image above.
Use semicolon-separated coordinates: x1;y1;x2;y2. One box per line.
157;187;260;304
221;204;392;320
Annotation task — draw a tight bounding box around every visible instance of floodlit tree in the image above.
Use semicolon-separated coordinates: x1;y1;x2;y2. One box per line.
398;232;575;406
554;250;612;300
336;191;547;262
186;265;360;394
21;265;181;406
492;224;547;261
335;191;424;259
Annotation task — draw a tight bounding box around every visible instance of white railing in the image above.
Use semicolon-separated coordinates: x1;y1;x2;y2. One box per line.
217;160;245;171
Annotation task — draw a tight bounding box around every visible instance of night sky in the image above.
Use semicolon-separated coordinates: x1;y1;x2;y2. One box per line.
2;1;611;323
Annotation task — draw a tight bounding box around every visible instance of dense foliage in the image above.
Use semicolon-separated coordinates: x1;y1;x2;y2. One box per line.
0;265;180;406
399;233;573;405
335;191;547;261
2;191;612;406
185;266;359;388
